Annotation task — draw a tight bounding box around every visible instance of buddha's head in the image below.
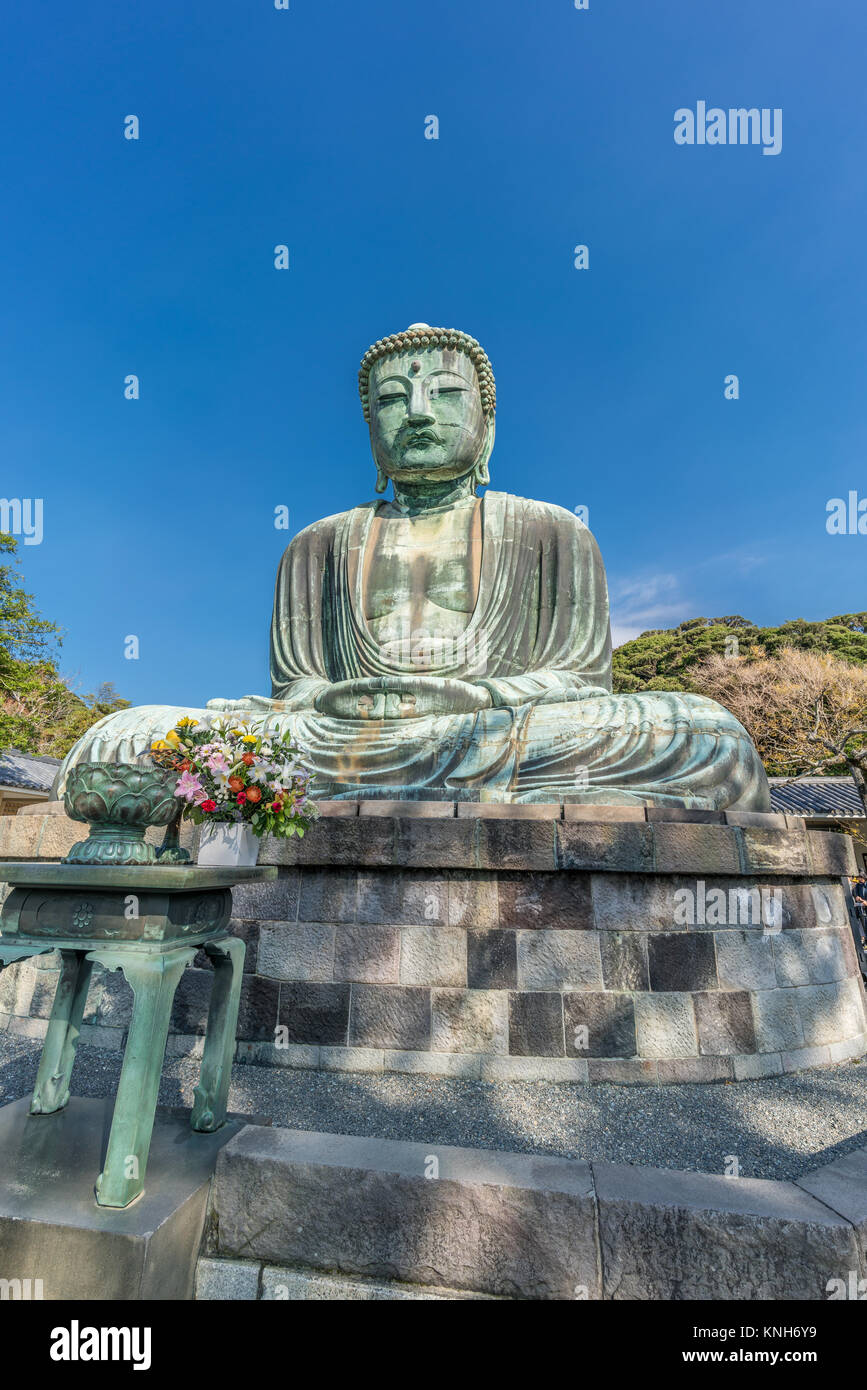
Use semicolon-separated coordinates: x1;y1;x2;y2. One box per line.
359;324;496;494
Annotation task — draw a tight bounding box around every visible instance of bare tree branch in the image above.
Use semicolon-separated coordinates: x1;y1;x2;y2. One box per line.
689;646;867;817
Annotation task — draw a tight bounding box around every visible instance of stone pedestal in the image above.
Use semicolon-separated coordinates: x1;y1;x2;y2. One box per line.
0;1096;242;1299
1;805;865;1082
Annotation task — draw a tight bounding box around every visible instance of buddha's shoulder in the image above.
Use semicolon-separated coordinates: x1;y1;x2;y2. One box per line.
485;491;597;535
285;502;379;549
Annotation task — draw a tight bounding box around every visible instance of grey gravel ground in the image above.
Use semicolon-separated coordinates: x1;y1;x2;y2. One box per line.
1;1034;864;1182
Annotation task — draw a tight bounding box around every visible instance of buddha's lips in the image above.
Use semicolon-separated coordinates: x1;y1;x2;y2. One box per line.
402;429;442;447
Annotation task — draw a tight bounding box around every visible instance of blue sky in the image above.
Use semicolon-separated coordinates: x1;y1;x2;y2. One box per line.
1;0;865;710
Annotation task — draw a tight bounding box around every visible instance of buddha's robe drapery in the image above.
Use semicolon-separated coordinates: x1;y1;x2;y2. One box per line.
56;493;771;809
269;492;612;705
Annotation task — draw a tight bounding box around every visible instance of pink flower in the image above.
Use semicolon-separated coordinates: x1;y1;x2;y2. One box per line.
175;770;204;803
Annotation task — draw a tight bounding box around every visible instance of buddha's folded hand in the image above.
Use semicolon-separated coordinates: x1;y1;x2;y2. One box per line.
313;676;493;720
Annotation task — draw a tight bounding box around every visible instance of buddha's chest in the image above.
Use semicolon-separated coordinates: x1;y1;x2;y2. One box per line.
362;502;482;631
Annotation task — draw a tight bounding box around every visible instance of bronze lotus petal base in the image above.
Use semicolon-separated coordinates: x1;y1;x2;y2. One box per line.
62;762;188;867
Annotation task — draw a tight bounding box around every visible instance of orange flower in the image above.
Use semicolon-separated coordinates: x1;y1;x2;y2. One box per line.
246;786;262;803
228;776;245;793
242;752;255;766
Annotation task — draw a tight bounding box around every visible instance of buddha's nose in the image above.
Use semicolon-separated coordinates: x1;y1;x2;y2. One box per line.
407;380;436;422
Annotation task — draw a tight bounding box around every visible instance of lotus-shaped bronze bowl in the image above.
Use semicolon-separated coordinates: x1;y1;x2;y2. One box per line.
62;762;182;866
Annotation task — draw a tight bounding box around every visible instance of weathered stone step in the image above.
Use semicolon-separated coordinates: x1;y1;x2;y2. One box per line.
201;1124;867;1300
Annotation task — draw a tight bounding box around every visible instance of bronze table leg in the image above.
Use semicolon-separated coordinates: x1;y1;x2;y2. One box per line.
87;945;197;1208
192;935;246;1132
31;949;94;1115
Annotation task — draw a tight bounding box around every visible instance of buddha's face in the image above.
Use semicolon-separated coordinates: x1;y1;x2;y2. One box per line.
368;347;488;484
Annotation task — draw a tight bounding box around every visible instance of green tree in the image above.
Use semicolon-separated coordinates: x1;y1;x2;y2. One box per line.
0;535;128;757
612;613;867;693
611;616;758;692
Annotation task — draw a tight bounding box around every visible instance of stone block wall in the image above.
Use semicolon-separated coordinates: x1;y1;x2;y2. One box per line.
1;804;865;1083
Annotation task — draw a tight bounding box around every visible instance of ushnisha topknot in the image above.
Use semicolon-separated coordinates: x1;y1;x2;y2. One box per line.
358;323;496;422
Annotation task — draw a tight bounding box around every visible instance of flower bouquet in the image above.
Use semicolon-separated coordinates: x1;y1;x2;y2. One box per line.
149;716;318;865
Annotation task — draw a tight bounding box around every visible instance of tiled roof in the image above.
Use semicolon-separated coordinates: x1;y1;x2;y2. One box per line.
0;747;61;793
769;776;865;818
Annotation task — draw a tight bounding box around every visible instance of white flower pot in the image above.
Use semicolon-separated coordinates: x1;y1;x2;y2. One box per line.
197;822;259;867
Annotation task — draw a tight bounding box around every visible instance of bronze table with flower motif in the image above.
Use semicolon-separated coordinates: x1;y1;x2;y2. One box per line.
0;862;276;1208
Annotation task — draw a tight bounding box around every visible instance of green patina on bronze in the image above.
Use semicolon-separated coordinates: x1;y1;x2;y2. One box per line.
62;762;189;865
56;323;771;810
0;861;275;1208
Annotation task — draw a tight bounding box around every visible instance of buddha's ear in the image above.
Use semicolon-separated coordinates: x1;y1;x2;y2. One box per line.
473;416;496;489
374;463;389;494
